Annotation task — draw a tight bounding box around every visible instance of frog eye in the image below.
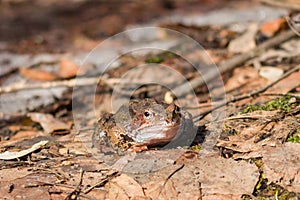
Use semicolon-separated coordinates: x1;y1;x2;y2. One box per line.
144;111;152;119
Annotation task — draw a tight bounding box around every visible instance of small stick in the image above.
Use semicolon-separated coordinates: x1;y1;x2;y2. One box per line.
65;169;84;200
83;171;119;194
259;0;300;10
0;77;148;94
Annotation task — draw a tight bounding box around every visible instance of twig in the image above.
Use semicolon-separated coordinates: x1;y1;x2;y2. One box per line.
65;169;84;200
0;77;149;94
193;64;300;122
83;171;119;194
165;25;300;103
259;0;300;10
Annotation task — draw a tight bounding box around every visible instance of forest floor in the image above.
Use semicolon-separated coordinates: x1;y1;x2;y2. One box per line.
0;0;300;199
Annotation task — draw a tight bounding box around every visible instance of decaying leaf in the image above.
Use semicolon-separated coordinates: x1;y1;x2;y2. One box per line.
194;156;259;196
260;17;286;37
143;180;179;200
19;67;58;81
0;167;32;181
262;143;300;193
28;112;70;135
107;174;145;200
0;140;48;160
228;24;257;53
259;66;284;83
266;69;300;94
58;57;80;79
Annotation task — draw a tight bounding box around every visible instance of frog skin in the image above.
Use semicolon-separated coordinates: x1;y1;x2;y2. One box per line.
98;98;193;152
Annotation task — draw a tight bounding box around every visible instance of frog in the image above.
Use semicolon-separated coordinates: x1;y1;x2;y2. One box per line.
98;98;194;152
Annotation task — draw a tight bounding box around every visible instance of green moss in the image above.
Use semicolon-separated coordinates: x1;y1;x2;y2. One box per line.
191;144;201;151
242;181;299;200
145;52;176;63
286;128;300;143
183;144;201;152
243;96;298;113
287;135;300;143
145;55;164;63
256;173;266;190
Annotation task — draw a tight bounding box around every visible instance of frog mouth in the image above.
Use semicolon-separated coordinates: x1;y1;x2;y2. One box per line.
128;122;181;145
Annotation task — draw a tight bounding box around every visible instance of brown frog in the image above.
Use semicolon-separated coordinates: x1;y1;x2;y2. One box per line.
98;98;194;152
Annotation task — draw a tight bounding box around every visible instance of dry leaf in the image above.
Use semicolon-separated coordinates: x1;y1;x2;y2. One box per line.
260;18;286;37
202;194;242;200
224;66;263;93
228;24;258;53
266;69;300;94
0;140;48;160
262;143;300;193
140;163;200;200
107;174;145;200
259;66;284;83
144;180;178;200
58;57;80;79
194;156;259;195
0;172;55;199
20;67;58;81
28;112;70;135
0;168;31;181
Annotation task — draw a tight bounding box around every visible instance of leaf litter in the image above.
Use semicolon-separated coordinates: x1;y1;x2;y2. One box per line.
0;1;300;199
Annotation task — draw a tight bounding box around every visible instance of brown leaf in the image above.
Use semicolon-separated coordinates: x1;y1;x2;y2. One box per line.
20;67;58;81
144;180;178;200
262;143;300;193
260;18;286;37
28;113;70;135
0;167;31;181
0;172;55;199
266;70;300;94
228;24;257;53
202;194;242;200
194;156;259;195
107;174;145;200
58;57;80;79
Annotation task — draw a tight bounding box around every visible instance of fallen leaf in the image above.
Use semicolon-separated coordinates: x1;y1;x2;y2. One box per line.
140;156;258;199
0;140;48;160
262;143;300;193
107;174;145;200
228;24;258;53
0;172;55;199
266;69;300;94
260;17;286;37
202;194;242;200
10;130;43;141
28;112;70;135
0;167;31;181
144;180;178;200
20;67;58;81
259;66;284;83
194;156;259;195
224;66;264;94
58;57;80;79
